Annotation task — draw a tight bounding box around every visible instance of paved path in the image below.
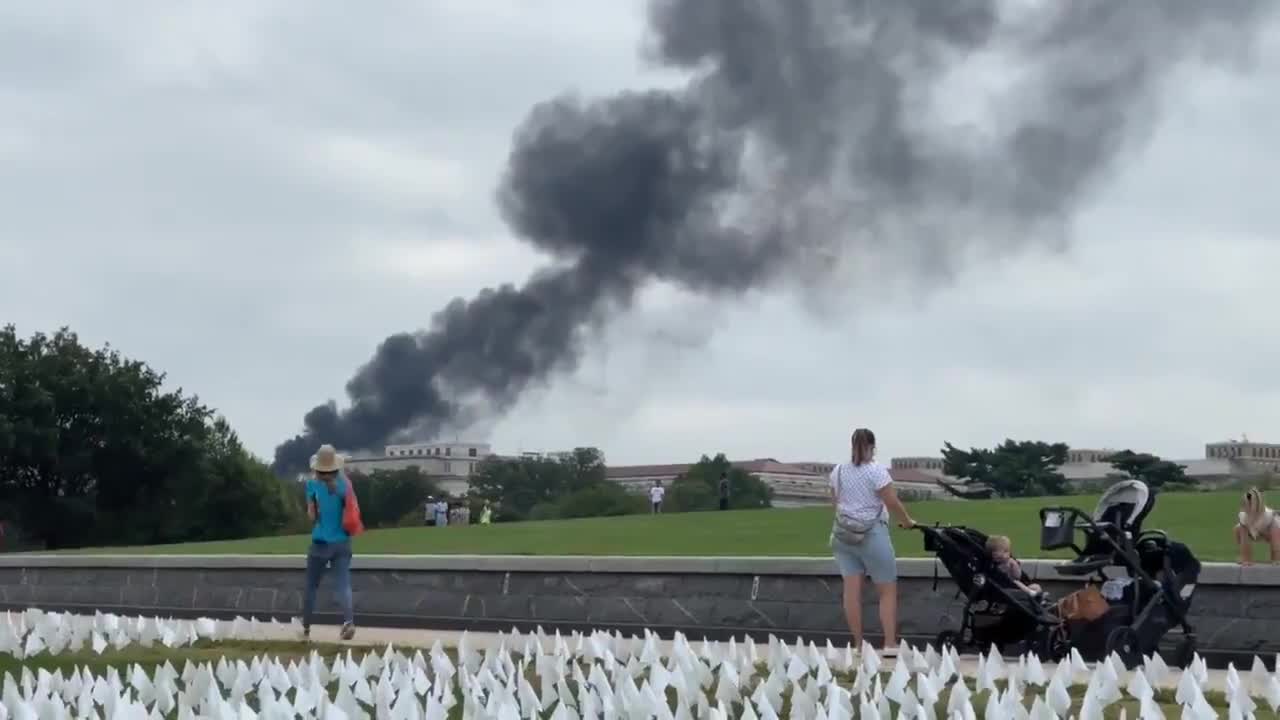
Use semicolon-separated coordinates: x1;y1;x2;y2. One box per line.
270;625;1242;693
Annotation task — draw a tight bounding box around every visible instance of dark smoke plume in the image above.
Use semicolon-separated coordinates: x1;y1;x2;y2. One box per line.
273;0;1272;473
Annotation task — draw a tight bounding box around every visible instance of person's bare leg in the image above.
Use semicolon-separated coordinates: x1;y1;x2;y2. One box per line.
1269;527;1280;564
875;581;898;649
842;575;864;647
1237;525;1254;565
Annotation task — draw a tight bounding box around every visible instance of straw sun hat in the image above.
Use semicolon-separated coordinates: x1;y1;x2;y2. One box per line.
310;444;345;474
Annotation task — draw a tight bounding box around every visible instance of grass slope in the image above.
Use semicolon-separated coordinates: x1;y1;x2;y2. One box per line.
70;491;1244;561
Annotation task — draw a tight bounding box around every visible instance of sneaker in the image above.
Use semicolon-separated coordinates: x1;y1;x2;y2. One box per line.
340;623;356;641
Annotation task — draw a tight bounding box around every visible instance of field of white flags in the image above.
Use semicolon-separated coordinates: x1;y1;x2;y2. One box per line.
0;609;301;658
2;610;1280;718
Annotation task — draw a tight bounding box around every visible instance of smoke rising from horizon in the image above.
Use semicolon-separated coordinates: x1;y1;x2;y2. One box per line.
273;0;1272;473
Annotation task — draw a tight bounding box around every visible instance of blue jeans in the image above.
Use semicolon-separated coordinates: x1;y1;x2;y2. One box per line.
303;540;353;627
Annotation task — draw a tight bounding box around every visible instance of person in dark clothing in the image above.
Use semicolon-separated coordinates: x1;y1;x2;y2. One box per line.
718;472;730;510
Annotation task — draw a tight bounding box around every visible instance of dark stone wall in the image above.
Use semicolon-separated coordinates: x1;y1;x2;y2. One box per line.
0;556;1276;657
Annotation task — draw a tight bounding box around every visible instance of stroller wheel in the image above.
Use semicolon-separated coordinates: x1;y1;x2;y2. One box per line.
1035;625;1070;663
935;630;959;651
1169;634;1197;669
1105;627;1142;669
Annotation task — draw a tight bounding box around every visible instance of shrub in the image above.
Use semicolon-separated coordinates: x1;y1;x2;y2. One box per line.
557;484;647;519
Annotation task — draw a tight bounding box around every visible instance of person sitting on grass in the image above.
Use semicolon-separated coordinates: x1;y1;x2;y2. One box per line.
1236;487;1280;565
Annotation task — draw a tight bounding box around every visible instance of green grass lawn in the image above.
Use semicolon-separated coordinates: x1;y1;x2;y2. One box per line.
64;490;1246;561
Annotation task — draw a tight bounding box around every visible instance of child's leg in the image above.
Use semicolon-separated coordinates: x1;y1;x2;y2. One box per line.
1269;527;1280;564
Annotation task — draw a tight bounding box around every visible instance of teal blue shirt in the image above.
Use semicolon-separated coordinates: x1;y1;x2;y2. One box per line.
306;476;351;544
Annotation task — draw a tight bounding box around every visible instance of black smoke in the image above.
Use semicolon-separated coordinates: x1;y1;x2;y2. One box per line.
274;0;1272;473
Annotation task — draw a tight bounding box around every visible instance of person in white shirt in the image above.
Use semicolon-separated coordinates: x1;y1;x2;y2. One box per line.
829;428;916;653
1236;487;1280;565
649;480;666;514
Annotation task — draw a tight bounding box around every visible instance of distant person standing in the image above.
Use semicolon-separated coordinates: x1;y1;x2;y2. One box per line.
435;498;449;527
718;472;731;511
303;445;356;641
424;498;435;527
649;480;666;514
480;501;493;525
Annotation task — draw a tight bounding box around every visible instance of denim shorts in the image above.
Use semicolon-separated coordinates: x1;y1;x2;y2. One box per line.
832;521;897;584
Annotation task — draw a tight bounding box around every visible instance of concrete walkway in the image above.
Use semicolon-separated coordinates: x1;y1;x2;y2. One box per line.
271;625;1242;693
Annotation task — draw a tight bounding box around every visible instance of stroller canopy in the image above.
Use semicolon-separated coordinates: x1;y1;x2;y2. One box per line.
1094;479;1153;530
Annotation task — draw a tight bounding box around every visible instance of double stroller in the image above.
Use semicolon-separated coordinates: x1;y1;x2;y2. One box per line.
918;480;1201;667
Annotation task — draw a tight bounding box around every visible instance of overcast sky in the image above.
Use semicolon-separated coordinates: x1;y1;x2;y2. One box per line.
3;2;1279;468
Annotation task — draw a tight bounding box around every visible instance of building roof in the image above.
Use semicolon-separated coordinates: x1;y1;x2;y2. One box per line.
606;460;960;489
887;468;943;485
605;459;823;481
1057;458;1239;480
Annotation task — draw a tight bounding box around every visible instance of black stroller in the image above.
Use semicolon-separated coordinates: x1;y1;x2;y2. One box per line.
1039;479;1201;667
918;524;1068;660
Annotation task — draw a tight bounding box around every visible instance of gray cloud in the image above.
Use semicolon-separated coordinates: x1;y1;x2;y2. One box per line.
273;0;1279;472
1;2;1277;470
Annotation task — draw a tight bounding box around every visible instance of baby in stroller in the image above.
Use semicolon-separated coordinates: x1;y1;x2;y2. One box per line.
917;524;1066;659
986;535;1043;596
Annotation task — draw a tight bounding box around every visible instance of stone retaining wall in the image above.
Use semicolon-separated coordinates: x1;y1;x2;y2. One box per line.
0;555;1276;656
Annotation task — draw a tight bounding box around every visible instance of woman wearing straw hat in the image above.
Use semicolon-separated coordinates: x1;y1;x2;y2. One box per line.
303;444;356;640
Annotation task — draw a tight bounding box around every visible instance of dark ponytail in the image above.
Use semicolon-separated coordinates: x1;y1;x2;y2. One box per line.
851;428;876;466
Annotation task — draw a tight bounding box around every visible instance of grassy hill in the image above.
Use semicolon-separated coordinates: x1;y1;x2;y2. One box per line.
67;490;1246;561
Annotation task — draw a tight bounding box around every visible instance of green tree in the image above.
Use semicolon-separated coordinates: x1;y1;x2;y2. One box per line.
667;454;773;512
345;466;443;528
941;440;1070;498
1103;450;1190;489
0;326;294;548
557;482;647;519
467;448;607;520
170;419;304;542
565;447;607;490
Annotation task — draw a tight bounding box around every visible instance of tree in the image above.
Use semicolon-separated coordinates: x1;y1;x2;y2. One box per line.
557;483;647;519
941;439;1070;498
467;448;608;520
1103;450;1189;489
345;466;443;529
667;454;773;512
0;326;294;548
165;418;305;542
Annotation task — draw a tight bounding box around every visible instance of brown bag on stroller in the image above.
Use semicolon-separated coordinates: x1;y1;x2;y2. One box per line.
1056;584;1109;622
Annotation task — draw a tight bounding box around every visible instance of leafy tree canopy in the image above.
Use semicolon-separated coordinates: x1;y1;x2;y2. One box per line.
1103;449;1190;489
667;454;773;512
0;326;297;548
344;465;444;528
941;439;1070;498
467;447;608;520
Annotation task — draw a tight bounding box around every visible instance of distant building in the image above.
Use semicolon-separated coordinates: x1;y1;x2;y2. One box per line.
511;450;577;462
1205;439;1280;473
884;438;1278;490
342;441;493;496
606;459;831;508
890;456;947;474
607;458;950;507
311;436;1277;506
